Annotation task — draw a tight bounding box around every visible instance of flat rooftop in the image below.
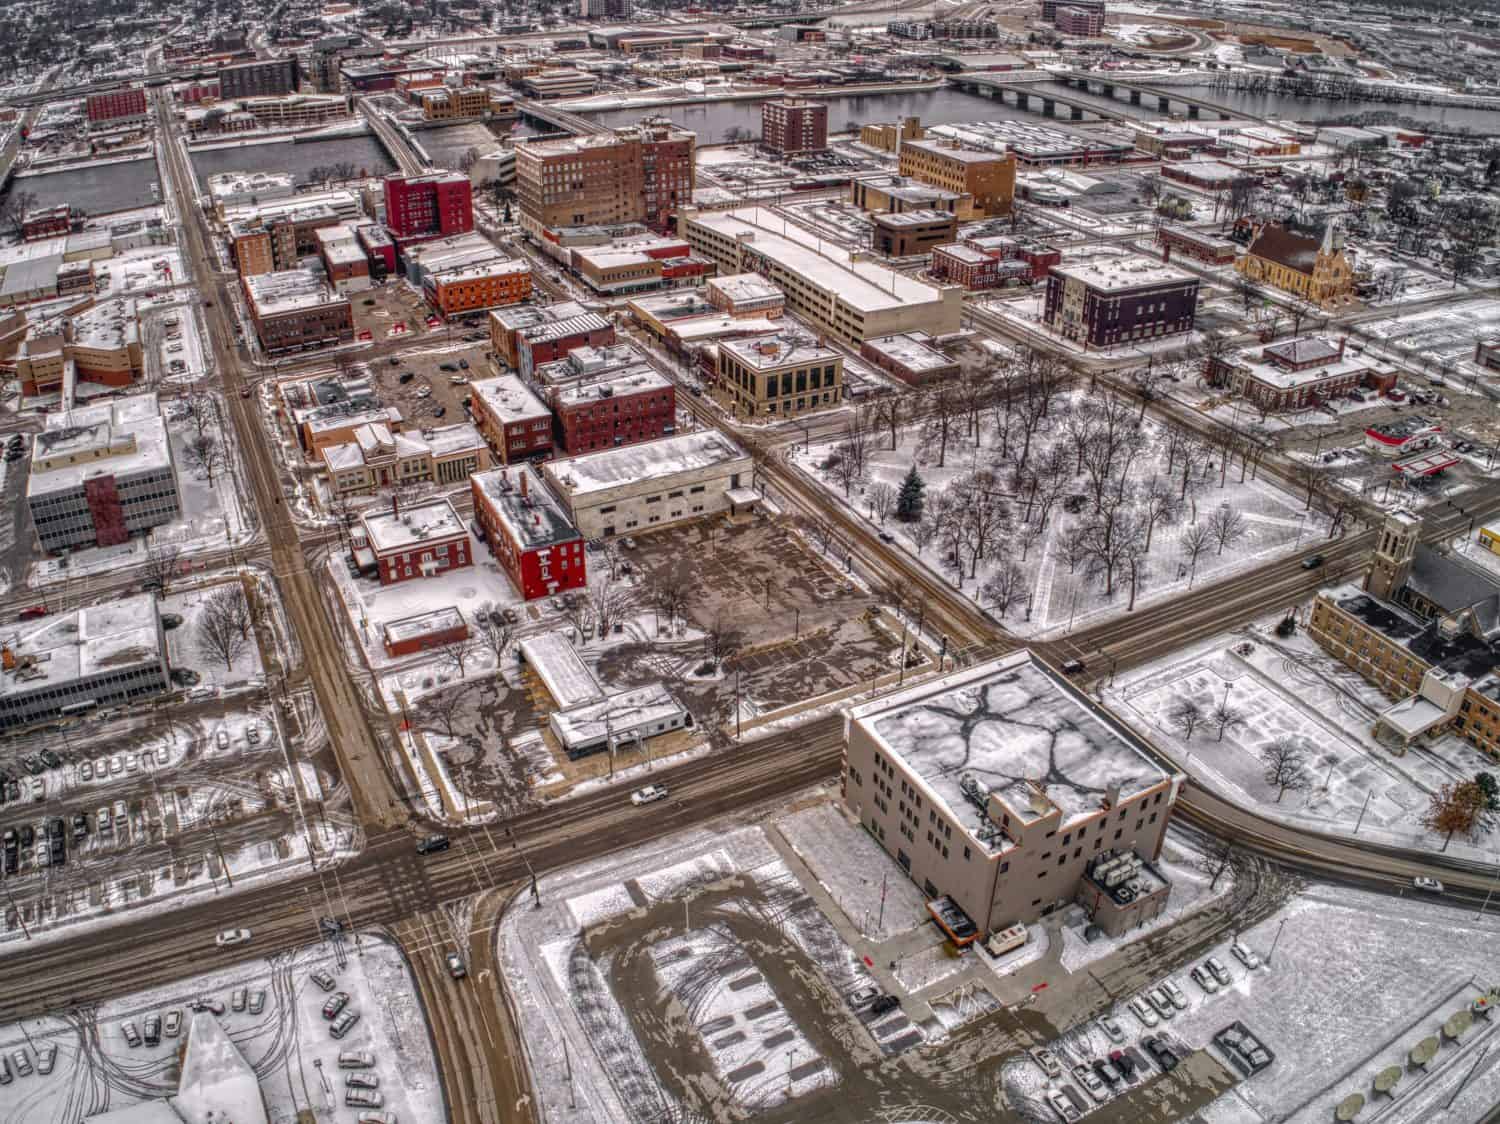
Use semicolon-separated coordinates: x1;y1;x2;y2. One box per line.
360;497;467;554
0;592;162;698
850;651;1174;849
28;393;170;497
551;682;683;745
1051;255;1196;293
721;332;839;371
707;272;782;304
1228;337;1376;390
546;431;748;497
470;375;551;424
472;464;582;550
864;333;954;373
901;137;1011;164
555;366;671;407
243;269;346;316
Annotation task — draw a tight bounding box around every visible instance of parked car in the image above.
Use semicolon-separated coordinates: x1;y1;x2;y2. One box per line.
1071;1062;1107;1101
1092;1058;1123;1087
1098;1013;1125;1042
1206;956;1232;986
630;784;669;806
1045;1088;1081;1122
869;994;900;1017
216;928;253;948
322;992;350;1021
356;1112;396;1124
38;750;60;770
1161;980;1188;1010
164;1010;182;1038
1190;965;1220;994
311;970;337;992
346;1087;384;1109
1145;989;1175;1019
346;1072;380;1089
338;1051;375;1069
248;990;266;1015
1230;941;1261;970
0;1057;11;1084
399;372;416;384
1128;996;1159;1028
1143;1035;1178;1072
231;988;247;1013
330;1011;362;1039
189;997;225;1016
35;1044;56;1075
143;1015;161;1047
121;1021;142;1048
1108;1049;1137;1080
1030;1047;1062;1078
10;1050;30;1077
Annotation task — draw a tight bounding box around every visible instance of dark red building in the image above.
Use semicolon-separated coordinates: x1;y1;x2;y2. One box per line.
552;368;676;454
1043;257;1199;349
85;87;148;126
383;172;474;246
761;97;828;155
356;497;472;586
515;312;615;376
357;224;396;278
471;465;587;602
21;205;73;242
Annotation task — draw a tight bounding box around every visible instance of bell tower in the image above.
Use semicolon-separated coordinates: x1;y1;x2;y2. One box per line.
1366;510;1420;600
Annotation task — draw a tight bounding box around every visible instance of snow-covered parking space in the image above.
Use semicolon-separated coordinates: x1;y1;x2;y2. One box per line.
0;933;443;1123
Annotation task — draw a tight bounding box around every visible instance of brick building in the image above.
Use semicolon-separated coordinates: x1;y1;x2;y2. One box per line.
488;301;596;369
469;375;554;463
718;333;843;420
323;421;490;495
515;118;695;237
1055;4;1105;34
13;298;144;397
860;333;960;386
382;607;470;659
218;57;298;99
1237;222;1355;309
85;87;148;127
355;497;472;586
1206;336;1394;413
471;465;587;601
1043;256;1198;348
316;225;371;292
424;259;532;318
1156;224;1238;265
21;205;74;241
383;172;474;246
421;85;490;120
761;98;828;155
515;312;615;376
705;273;784;319
551;367;675;454
242;269;354;355
871;210;958;257
898;138;1015;218
842;651;1181;941
931;236;1059;290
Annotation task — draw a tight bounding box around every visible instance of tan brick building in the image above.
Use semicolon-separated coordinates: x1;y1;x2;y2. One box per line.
898;138;1015;218
717;333;842;420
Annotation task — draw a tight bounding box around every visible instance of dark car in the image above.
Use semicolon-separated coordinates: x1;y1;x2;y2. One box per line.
399;372;416;384
20;757;42;776
46;818;63;840
1061;658;1086;676
869;994;900;1017
1143;1035;1178;1072
1301;555;1324;570
416;834;450;856
439;363;458;373
432;406;446;418
38;749;61;769
19;825;33;848
458;359;469;369
1109;1049;1137;1079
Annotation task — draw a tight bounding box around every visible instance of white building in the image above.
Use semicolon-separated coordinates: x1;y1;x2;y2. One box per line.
0;593;170;730
550;682;690;759
542;430;755;539
205;170;296;216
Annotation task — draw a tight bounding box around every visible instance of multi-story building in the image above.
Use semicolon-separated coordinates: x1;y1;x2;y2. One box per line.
1043;256;1198;348
515;118;695;237
761;97;828;155
421;86;490;120
85;87;148;127
27;394;180;553
860;117;924;153
861;333;960;386
20;205;73;241
1237;222;1355;309
551;367;675;454
218;57;298;99
205;172;296;216
323;421;490;495
705;273;783;319
424;259;532;318
471;465;587;600
1055;4;1105;34
13;298;144;397
515;312;616;376
383;172;474;246
898;138;1015;218
519;69;600;99
242;269;354;355
469;375;555;463
929;120;1131;171
316;225;372;292
355;497;472;586
1156;224;1238;265
1476;340;1500;373
358;225;395;279
543;430;755;539
841;650;1182;941
229;202;350;277
228;93;349;131
871;210;958;257
0;594;170;731
488;301;594;369
850;174;966;216
579;0;629;18
682;207;963;346
716;332;843;420
1040;0;1102;18
1206;336;1395;413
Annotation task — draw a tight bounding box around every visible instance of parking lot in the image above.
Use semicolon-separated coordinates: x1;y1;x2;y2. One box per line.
354;334;495;437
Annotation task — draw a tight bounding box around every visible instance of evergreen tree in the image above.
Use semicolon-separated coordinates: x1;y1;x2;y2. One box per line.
895;465;925;522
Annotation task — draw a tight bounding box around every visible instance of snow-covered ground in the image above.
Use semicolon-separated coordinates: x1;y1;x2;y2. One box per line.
1104;609;1500;860
793;386;1330;639
0;933;442;1123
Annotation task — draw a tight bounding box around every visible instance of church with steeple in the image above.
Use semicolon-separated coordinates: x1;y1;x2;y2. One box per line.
1236;220;1355;309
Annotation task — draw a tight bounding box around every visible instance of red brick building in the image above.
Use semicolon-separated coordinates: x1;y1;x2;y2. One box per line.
471;465;587;601
357;224;396;279
515;312;615;376
1156;225;1238;265
85;87;148;127
382;607;470;658
470;375;555;463
552;367;675;454
1054;4;1104;34
931;236;1060;289
21;205;73;242
383;172;474;246
761;97;828;155
356;497;472;586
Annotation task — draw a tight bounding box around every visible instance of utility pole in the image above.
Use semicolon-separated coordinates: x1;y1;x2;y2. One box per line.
1266;917;1288;966
735;670;743;741
1353;789;1371;834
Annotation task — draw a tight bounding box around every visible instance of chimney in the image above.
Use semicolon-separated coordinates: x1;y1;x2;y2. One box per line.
1162;242;1171;264
1338;336;1347;358
521;470;529;500
1104;780;1122;809
392;494;399;518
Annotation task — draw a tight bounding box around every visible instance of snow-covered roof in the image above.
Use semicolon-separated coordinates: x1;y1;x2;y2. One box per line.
901;137;1011;164
219;188;361;228
555;366;671;407
0;593;163;701
721;333;838;371
550;682;684;748
28;392;171;498
171;1010;269;1124
668;315;779;343
849;651;1173;847
360;497;468;554
471;375;550;424
1225;337;1373;390
1050;255;1196;293
85;1103;185;1123
706;272;782;307
472;464;581;550
863;333;954;374
384;606;466;645
625;290;715;322
545;431;749;498
243;268;346;317
518;629;603;708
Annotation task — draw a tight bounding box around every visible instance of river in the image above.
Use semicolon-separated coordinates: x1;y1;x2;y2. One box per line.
188;133;396;189
578;80;1500;142
8;156;160;217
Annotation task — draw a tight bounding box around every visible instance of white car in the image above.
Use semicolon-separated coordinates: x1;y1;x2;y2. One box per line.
1030;1046;1061;1078
1190;965;1219;994
215;928;253;948
630;784;669;806
1146;989;1175;1019
1206;957;1232;986
1128;996;1159;1028
1231;940;1262;970
1046;1088;1081;1122
1161;980;1189;1010
1098;1013;1125;1042
1413;876;1445;893
1072;1062;1108;1102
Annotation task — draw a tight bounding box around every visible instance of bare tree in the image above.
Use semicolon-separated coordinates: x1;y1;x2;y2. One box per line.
1138;476;1179;553
142;542;181;593
184;432;226;487
649;572;693;635
1179;522;1212;587
178;393;216;441
1195;838;1242;891
1207;505;1246;555
1169;698;1203;740
870;393;904;451
472;603;515;670
196;586;251;670
704;613;742;671
910;509;939;556
1261;737;1310;802
439;633;478;679
589;578;637;638
1211;700;1244;742
981;560;1027;620
868;481;896;526
422;685;466;738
